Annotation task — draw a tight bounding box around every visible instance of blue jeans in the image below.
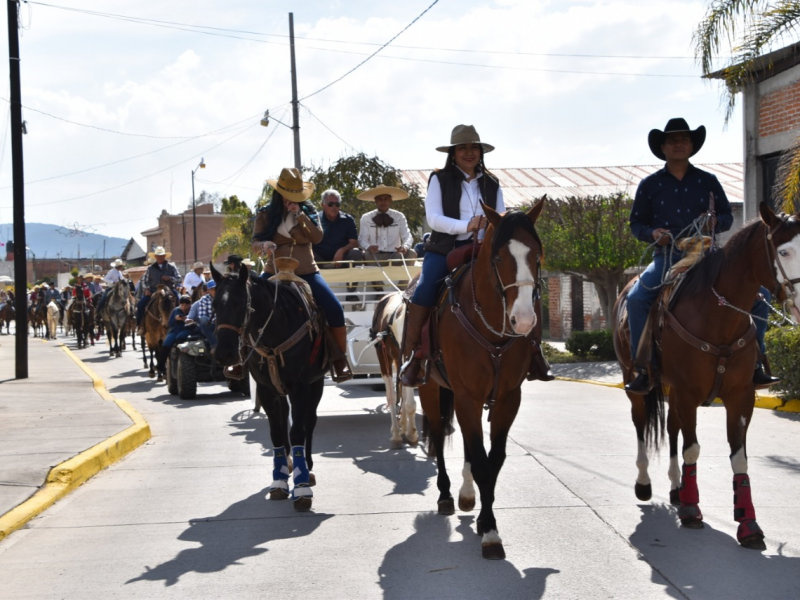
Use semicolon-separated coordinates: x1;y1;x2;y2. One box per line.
198;315;217;348
411;240;472;307
261;271;344;328
164;328;191;350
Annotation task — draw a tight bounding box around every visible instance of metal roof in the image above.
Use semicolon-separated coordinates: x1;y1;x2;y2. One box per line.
400;163;744;207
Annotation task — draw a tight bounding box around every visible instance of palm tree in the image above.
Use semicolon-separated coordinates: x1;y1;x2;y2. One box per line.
694;0;800;210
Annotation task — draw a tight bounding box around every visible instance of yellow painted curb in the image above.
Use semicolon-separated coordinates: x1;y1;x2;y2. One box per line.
0;346;151;541
556;374;800;413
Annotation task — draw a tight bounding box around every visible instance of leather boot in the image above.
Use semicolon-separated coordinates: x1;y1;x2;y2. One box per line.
399;303;432;388
753;364;780;389
330;326;353;382
527;339;555;381
625;370;655;395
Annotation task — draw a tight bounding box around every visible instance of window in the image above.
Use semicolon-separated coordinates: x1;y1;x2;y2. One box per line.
760;153;783;210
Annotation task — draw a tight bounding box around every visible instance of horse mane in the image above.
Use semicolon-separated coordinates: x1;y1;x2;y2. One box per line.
490;209;540;256
675;219;764;301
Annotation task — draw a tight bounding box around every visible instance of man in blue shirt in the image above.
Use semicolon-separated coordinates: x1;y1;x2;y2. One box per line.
625;118;777;393
312;189;363;267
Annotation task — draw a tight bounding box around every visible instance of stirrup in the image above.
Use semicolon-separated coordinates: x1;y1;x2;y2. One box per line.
331;359;352;383
399;355;429;388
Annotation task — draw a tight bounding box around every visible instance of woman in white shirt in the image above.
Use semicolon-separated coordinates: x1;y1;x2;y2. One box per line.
400;125;552;387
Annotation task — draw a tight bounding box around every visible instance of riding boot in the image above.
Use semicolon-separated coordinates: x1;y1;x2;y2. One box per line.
625;369;655;395
526;339;555;382
330;326;353;382
399;303;432;388
753;363;780;389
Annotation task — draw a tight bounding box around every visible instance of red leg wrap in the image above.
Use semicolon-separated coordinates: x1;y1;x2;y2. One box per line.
678;463;702;521
733;473;757;523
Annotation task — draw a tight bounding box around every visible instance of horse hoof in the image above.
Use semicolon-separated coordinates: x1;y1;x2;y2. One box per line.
669;489;680;506
269;488;289;500
738;520;766;550
739;535;767;550
634;483;652;501
293;497;313;512
481;542;506;560
148;371;155;378
437;498;455;515
680;518;705;529
157;375;163;383
390;439;403;449
458;496;476;512
308;472;316;487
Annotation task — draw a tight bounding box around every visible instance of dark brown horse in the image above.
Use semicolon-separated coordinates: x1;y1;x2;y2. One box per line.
418;201;545;560
70;296;95;349
613;202;800;550
141;285;175;380
0;300;14;334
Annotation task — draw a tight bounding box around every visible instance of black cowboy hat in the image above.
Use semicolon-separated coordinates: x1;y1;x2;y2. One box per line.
647;118;706;161
223;254;243;265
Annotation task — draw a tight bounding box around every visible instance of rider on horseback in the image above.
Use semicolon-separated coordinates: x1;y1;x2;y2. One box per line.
95;259;127;317
399;124;553;387
135;246;181;335
624;118;779;394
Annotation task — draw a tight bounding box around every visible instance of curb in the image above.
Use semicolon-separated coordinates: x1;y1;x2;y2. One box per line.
555;376;800;413
0;345;151;542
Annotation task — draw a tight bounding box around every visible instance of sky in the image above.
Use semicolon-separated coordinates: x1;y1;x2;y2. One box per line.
0;0;757;251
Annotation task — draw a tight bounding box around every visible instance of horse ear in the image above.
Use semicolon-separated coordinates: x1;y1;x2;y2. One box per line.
210;263;222;283
527;195;545;225
482;202;501;228
238;263;249;283
759;200;782;228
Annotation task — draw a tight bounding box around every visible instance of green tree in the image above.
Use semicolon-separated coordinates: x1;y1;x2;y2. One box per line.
189;190;222;211
694;0;800;209
212;190;270;261
304;153;426;240
532;193;646;324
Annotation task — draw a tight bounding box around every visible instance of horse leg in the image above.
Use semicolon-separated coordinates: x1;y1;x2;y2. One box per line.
303;377;324;487
142;336;148;369
458;440;476;512
676;397;703;529
288;381;314;512
667;403;682;505
263;387;291;500
726;393;766;550
400;382;418;446
630;394;652;501
376;340;403;448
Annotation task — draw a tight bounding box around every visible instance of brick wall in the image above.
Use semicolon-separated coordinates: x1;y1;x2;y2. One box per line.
759;79;800;137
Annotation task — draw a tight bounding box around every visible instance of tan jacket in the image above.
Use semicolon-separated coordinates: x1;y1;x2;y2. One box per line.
253;207;323;275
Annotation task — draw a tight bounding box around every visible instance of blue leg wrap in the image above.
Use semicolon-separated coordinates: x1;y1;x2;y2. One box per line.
292;445;309;486
273;447;290;482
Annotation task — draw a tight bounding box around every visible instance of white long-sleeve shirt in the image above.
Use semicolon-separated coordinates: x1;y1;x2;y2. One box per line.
425;170;506;241
182;271;205;293
358;208;414;252
104;268;124;284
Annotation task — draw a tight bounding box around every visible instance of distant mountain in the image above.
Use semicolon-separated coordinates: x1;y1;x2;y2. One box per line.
0;223;128;259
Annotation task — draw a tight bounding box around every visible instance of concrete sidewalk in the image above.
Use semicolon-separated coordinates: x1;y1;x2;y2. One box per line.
0;338;149;540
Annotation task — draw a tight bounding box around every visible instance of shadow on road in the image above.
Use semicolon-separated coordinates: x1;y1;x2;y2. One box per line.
379;513;559;598
629;503;800;598
126;489;332;587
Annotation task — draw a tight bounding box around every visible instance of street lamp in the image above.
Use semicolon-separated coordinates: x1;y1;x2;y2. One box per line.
191;158;206;263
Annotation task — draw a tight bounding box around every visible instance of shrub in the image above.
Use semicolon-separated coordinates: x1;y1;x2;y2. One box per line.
565;329;616;360
765;326;800;400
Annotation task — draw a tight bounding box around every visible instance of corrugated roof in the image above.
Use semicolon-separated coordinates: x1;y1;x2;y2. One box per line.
400;163;744;207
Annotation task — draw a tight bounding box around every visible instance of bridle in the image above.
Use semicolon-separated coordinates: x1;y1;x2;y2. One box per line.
764;215;800;310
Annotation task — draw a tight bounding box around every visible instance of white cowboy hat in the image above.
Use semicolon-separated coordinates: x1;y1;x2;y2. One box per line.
436;124;495;153
241;257;256;267
148;246;172;260
357;186;409;202
266;167;315;203
110;259;125;268
191;261;204;270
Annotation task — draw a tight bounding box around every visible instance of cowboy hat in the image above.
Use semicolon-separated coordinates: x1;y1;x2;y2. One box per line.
148;246;172;260
357;186;409;202
191;261;204;270
241;258;256;267
648;118;706;161
110;259;124;268
223;254;243;265
436;124;495;153
266;167;315;203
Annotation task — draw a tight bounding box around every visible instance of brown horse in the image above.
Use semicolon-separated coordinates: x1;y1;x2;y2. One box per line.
141;285;175;380
417;202;545;560
613;202;800;550
371;292;418;448
0;300;14;334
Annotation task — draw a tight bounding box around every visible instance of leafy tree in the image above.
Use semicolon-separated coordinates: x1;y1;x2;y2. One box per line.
189;190;222;211
531;193;646;324
212;190;270;261
694;0;800;210
304;153;426;240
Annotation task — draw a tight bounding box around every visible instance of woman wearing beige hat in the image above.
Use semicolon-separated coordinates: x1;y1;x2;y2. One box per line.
252;167;352;382
400;124;553;387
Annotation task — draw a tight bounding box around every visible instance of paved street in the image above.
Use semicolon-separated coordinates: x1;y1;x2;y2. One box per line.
1;337;800;599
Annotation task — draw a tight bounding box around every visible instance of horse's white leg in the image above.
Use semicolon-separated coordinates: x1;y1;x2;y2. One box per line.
400;384;418;445
458;460;476;512
635;439;650;487
384;371;402;448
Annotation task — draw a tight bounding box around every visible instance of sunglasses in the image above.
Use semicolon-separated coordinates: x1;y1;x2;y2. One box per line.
326;202;341;207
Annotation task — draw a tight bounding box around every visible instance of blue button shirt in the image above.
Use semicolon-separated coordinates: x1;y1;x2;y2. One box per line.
630;163;733;253
313;211;358;261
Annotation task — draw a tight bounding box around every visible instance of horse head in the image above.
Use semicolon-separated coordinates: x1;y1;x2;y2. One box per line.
760;201;800;322
153;285;175;326
211;263;249;365
482;198;545;335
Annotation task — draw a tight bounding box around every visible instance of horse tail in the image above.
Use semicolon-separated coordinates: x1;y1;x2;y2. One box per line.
643;385;665;452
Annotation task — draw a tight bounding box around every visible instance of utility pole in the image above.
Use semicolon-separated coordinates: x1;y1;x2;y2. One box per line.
7;0;27;379
289;12;302;169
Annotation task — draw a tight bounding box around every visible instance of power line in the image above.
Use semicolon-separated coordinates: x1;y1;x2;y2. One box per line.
299;1;439;101
299;103;355;151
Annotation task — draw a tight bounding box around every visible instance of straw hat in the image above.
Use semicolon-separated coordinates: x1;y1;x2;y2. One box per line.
357;186;409;202
266;167;315;202
191;261;204;271
110;259;125;268
148;246;172;260
436;124;494;153
144;257;155;266
241;258;256;267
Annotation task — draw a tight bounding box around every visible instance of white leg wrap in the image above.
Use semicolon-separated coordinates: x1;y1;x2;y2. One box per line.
636;440;650;485
683;443;700;465
668;455;681;490
730;447;748;474
459;461;476;501
268;479;289;492
481;530;502;546
292;485;313;498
